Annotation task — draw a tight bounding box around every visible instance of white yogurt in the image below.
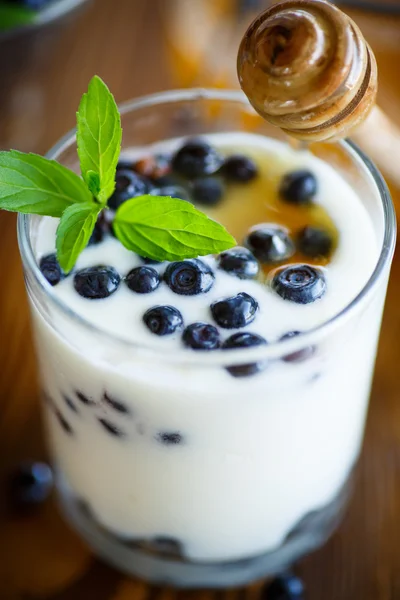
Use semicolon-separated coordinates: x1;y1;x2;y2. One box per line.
29;133;384;563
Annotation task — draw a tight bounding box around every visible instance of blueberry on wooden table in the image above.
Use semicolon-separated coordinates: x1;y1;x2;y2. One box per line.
262;573;305;599
8;462;53;511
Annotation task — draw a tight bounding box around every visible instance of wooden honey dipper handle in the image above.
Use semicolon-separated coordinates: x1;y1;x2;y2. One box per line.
237;0;400;187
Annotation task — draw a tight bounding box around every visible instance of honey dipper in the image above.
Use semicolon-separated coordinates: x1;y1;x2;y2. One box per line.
237;0;400;187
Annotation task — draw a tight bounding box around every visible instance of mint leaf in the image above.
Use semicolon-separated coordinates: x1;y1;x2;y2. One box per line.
76;75;122;205
0;150;92;217
113;195;236;261
56;203;101;272
0;4;35;31
86;171;101;197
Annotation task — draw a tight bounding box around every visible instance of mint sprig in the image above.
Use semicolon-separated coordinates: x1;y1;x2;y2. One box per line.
76;76;121;204
0;76;236;273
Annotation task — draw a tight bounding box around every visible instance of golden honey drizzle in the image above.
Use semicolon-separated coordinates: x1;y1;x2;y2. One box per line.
205;143;338;275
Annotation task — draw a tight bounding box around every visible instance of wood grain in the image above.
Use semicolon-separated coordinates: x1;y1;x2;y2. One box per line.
1;2;400;599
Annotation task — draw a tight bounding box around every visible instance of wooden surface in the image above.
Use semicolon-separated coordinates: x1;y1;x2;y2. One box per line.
2;1;400;599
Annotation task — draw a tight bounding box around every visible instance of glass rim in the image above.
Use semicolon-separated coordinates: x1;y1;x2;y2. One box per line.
17;87;396;366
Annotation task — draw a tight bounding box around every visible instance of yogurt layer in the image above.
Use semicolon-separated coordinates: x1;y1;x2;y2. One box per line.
29;132;383;562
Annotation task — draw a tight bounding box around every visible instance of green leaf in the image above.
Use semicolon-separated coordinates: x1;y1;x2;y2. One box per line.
86;171;101;197
76;75;122;205
0;150;93;217
56;203;101;272
0;4;35;31
113;195;236;261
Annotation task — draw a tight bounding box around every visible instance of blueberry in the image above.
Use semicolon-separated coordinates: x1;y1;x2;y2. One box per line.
157;432;183;445
164;259;214;295
222;332;267;377
154;185;190;201
262;573;304;599
8;462;53;510
172;139;223;178
221;155;258;182
75;390;95;405
63;395;78;413
272;264;326;304
217;247;259;279
182;322;220;351
98;418;124;438
152;174;178;188
245;225;295;263
103;392;129;414
87;210;114;246
108;169;151;210
116;160;135;171
39;254;64;286
88;222;105;246
55;409;73;435
297;225;333;258
74;265;120;299
279;170;317;204
211;292;258;329
280;331;315;363
191;177;224;206
125;266;160;294
143;306;184;336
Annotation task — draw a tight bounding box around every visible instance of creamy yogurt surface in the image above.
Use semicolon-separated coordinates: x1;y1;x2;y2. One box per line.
35;133;378;348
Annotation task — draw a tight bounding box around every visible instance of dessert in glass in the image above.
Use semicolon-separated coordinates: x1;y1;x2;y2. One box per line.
18;87;395;587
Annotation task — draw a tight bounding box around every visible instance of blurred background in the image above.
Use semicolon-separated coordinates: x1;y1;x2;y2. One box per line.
1;0;400;155
2;1;400;599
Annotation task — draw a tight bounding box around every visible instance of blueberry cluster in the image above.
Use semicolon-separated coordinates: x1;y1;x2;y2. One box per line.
104;138;259;211
38;143;335;379
44;388;184;445
245;222;332;264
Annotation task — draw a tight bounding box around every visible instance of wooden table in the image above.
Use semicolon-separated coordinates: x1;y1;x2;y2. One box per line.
1;1;400;598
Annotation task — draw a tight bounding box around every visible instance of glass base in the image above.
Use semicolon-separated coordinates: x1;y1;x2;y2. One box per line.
56;473;354;588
